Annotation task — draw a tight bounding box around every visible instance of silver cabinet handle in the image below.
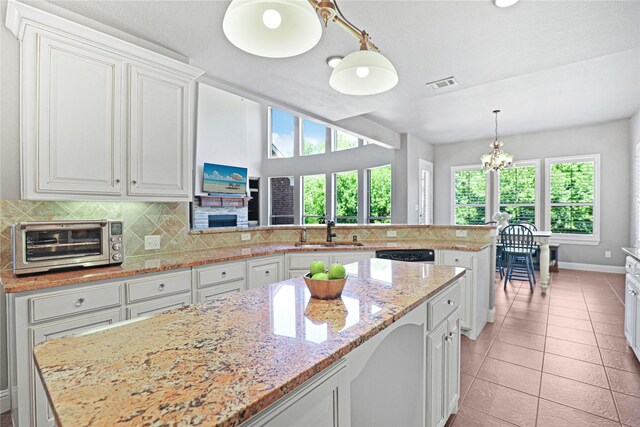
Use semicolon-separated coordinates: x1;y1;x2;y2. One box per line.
455;258;459;262
265;271;270;275
75;298;85;307
132;180;137;185
115;179;120;184
447;299;455;306
221;272;227;277
445;335;453;342
158;283;165;291
631;290;639;296
449;332;456;338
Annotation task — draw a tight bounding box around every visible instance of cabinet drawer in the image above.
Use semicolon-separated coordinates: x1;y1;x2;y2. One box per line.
30;282;122;323
195;261;246;288
197;279;245;303
287;253;331;270
428;281;462;330
126;270;191;303
331;251;375;266
288;269;310;280
440;251;474;270
127;293;191;319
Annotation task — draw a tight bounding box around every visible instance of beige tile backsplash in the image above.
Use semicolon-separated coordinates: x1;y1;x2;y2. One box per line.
0;200;492;271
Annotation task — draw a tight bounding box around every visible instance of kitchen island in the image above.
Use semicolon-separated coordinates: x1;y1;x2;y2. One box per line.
33;259;465;427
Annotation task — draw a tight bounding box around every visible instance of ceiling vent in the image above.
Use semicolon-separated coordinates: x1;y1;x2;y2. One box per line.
426;76;458;90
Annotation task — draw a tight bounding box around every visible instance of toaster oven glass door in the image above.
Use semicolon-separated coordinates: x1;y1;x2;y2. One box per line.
25;227;103;261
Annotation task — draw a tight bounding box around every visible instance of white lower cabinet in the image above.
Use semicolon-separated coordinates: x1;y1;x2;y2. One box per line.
285;251;375;279
194;260;247;303
438;248;490;340
624;257;640;361
127;293;191;318
247;256;284;289
31;309;123;427
241;361;347;427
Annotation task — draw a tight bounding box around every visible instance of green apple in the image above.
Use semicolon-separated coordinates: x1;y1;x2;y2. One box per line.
328;263;346;280
309;261;326;276
311;272;329;280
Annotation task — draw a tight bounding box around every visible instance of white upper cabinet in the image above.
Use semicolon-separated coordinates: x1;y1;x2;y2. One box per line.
128;65;191;197
7;0;204;201
35;34;124;196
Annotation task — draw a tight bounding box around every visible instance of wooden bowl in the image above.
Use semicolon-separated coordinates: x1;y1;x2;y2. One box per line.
303;274;347;300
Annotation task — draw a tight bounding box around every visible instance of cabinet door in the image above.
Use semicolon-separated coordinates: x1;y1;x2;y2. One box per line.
126;293;191;319
445;309;461;417
35;34;123;196
330;251;375;266
197;280;245;303
427;321;447;427
248;257;283;289
459;273;472;330
625;277;637;346
128;65;191;198
31;309;122;427
634;289;640;357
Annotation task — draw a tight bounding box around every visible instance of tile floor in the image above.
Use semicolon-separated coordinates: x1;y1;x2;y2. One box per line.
449;269;640;427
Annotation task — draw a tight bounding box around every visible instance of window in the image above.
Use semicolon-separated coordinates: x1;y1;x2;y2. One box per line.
333;130;359;151
301;119;327;156
498;161;539;227
545;155;600;243
334;170;358;223
269;108;295;158
269;177;294;225
368;165;392;223
452;166;487;225
302;174;326;224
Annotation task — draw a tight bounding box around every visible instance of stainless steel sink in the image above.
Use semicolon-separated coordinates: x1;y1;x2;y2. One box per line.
294;242;365;248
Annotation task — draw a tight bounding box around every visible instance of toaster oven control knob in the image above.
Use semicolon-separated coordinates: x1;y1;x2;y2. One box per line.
112;243;123;251
112;253;123;262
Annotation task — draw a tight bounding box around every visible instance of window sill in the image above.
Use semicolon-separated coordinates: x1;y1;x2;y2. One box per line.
550;235;600;246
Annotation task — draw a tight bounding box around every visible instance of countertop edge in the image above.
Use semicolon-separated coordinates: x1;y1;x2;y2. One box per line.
2;241;491;293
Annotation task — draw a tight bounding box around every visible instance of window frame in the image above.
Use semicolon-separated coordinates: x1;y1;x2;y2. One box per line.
267;107;297;159
300;118;330;157
544;154;601;245
268;176;295;225
332;129;361;152
301;173;327;224
333;170;359;224
497;159;541;229
450;164;490;225
366;164;392;224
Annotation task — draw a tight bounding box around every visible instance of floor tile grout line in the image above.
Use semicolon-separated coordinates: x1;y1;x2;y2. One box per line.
537;397;625;426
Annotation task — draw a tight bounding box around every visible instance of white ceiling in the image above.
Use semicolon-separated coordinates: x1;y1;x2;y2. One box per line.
41;0;640;144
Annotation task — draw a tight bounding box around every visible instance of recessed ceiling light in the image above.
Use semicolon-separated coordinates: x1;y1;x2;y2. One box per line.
494;0;519;7
326;56;343;68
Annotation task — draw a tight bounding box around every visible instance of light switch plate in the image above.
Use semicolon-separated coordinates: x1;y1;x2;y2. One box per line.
387;230;397;237
241;233;251;241
144;235;161;250
456;230;468;237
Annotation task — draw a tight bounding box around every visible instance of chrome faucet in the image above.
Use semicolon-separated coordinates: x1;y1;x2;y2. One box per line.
326;220;336;243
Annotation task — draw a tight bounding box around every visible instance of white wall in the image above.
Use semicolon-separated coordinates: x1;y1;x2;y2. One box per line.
194;83;262;195
630;110;640;246
434;119;631;267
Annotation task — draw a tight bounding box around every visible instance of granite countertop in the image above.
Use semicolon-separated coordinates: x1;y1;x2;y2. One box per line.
623;247;640;262
1;239;490;293
33;259;465;427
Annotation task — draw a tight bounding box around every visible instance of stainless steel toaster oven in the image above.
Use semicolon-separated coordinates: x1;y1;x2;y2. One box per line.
12;220;124;275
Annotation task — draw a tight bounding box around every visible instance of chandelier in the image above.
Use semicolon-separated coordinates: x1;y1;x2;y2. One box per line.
481;110;513;171
222;0;399;96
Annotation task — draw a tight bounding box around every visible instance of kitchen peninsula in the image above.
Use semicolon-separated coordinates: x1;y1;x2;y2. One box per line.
33;259;465;426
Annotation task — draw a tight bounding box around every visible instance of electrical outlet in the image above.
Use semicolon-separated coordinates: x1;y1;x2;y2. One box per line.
605;251;612;258
352;235;358;242
456;230;468;237
144;235;161;250
241;233;251;241
387;230;397;238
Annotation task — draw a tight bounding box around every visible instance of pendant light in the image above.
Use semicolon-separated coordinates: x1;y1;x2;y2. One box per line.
329;35;398;96
223;0;323;58
222;0;398;95
481;110;514;171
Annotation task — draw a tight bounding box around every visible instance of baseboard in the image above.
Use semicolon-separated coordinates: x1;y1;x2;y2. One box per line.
0;388;9;414
559;262;625;274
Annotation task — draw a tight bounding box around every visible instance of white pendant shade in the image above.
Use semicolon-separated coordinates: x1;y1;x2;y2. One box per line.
329;49;399;96
223;0;322;58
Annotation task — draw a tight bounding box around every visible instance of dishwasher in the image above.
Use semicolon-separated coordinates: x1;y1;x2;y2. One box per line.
375;249;436;263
